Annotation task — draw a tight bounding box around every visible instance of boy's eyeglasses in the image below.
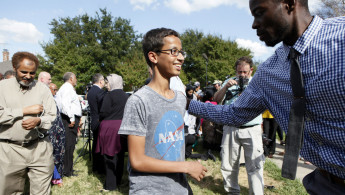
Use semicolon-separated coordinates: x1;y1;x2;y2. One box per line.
156;49;187;58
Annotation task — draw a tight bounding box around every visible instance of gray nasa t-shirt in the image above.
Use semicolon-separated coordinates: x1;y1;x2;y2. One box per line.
119;85;188;195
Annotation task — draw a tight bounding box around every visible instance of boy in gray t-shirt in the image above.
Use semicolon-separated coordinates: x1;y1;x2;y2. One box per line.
119;28;207;194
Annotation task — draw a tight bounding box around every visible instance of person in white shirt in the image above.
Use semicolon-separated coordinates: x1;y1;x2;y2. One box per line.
170;76;185;96
55;72;82;177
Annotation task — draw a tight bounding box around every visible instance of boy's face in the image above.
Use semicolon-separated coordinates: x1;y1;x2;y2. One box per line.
155;35;184;77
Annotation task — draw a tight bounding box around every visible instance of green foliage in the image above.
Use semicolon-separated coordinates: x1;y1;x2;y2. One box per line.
38;10;257;93
180;29;252;88
264;160;308;195
38;8;147;93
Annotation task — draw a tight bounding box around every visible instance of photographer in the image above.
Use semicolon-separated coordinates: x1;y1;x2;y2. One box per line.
213;56;264;195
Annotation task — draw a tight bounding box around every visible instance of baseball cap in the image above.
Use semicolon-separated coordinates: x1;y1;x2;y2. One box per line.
213;80;222;85
194;81;200;87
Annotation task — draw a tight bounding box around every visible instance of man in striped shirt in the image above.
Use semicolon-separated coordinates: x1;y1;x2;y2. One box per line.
188;0;345;194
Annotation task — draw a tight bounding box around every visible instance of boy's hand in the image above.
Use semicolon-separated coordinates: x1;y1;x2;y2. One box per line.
186;160;207;181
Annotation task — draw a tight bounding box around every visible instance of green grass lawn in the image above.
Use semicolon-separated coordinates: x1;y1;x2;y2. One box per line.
51;137;307;195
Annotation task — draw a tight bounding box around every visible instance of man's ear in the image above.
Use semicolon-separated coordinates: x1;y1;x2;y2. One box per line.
148;51;158;64
283;0;296;13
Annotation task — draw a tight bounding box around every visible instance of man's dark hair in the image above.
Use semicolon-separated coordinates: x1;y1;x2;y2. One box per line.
4;70;15;78
142;28;179;67
63;72;75;82
235;56;253;68
12;51;39;69
92;73;104;84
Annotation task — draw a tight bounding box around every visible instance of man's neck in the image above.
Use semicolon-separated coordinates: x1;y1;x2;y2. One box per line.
284;13;313;46
94;83;102;89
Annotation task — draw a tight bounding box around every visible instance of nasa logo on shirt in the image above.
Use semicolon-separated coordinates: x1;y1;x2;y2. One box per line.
154;110;184;161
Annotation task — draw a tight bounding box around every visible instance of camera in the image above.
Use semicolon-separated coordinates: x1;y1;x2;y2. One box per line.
235;76;249;93
223;76;249;103
84;82;93;95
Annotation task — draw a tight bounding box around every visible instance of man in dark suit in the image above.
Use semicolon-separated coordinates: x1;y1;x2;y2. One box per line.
87;73;106;174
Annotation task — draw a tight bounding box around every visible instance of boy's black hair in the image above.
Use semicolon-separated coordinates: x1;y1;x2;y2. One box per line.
142;28;180;67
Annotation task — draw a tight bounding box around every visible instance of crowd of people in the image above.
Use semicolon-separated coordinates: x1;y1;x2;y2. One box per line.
0;0;344;195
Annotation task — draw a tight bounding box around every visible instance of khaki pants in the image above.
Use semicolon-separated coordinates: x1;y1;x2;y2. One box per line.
220;125;265;195
0;137;54;195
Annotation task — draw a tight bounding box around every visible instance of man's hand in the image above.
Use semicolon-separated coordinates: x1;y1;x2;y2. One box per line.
186;160;207;181
23;104;43;115
22;117;41;130
69;121;75;128
214;79;238;104
225;79;237;88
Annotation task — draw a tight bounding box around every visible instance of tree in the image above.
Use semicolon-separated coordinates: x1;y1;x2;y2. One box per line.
38;8;147;93
313;0;345;18
180;29;252;88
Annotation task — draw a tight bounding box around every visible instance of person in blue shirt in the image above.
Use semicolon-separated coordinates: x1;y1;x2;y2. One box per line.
188;0;345;194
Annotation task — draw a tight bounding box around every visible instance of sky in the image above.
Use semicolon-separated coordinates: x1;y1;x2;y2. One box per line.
1;0;322;62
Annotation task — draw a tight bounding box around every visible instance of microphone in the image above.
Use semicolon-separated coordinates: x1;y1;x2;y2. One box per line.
202;53;208;61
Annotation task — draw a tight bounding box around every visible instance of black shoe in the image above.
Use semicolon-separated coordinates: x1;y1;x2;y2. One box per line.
265;185;275;190
280;140;286;145
239;163;245;167
207;149;216;162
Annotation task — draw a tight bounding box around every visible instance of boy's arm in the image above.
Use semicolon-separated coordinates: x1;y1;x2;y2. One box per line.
128;135;207;181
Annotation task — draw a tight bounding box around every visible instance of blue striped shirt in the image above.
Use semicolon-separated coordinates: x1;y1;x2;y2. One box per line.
189;16;345;179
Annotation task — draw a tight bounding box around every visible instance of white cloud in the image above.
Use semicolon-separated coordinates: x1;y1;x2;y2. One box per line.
164;0;248;14
235;38;273;59
0;18;43;44
129;0;158;11
129;0;247;13
130;0;323;14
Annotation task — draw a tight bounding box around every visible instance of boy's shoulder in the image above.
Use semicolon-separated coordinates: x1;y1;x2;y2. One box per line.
129;86;152;100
